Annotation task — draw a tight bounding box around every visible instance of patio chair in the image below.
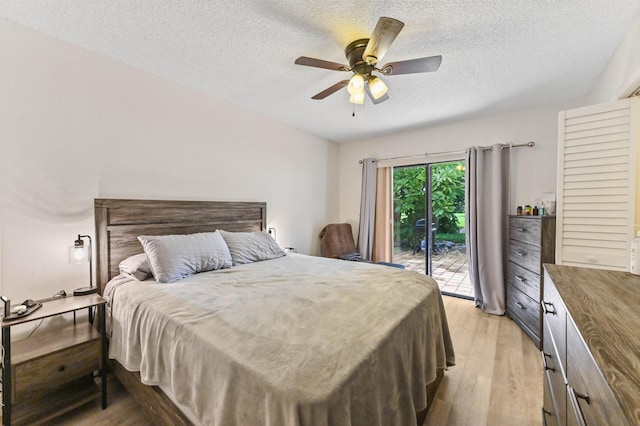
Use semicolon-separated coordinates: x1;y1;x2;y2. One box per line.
413;218;437;254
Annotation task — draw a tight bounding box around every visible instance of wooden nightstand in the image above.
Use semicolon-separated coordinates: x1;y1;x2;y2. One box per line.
1;294;107;426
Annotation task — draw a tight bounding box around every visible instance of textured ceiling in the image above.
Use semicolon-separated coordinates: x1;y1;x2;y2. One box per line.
2;1;639;142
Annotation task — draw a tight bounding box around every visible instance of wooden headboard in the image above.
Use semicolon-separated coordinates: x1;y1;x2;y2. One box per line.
94;198;267;293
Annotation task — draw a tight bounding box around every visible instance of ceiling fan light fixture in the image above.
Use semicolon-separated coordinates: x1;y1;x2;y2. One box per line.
349;92;365;105
295;17;442;107
347;73;365;95
368;76;388;99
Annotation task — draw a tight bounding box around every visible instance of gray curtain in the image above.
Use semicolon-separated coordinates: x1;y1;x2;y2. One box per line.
466;144;510;315
358;158;377;261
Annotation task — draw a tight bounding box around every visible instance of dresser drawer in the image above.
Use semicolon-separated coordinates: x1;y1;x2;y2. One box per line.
543;319;566;425
543;372;559;426
13;338;100;403
507;260;541;301
566;320;628;426
542;269;566;369
506;284;540;339
509;217;542;246
508;239;541;273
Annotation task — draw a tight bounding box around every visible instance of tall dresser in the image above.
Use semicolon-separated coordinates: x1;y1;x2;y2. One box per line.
506;215;556;349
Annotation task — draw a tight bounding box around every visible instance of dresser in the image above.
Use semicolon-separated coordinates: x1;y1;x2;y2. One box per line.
506;215;555;349
542;264;640;425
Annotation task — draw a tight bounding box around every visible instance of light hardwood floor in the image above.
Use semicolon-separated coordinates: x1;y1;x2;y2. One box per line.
44;296;542;426
424;296;543;425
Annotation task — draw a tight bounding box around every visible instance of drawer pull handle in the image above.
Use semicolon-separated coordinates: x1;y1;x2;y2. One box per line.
542;352;555;372
541;407;552;426
574;390;590;403
568;386;589;426
516;301;526;310
518;228;527;232
58;365;66;372
515;251;526;257
542;301;556;315
515;275;526;282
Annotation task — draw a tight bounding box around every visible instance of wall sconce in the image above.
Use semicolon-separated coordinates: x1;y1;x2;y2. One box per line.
69;234;96;296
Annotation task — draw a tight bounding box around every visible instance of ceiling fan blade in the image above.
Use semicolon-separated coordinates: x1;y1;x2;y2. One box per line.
365;84;389;104
311;80;350;100
362;17;405;65
381;55;442;75
295;56;350;71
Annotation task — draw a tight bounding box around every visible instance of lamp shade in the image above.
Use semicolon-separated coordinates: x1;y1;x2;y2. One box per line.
349;92;365;104
368;76;388;99
347;74;365;95
68;244;89;263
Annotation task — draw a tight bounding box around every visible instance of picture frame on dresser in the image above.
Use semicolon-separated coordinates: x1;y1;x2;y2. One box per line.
505;215;556;349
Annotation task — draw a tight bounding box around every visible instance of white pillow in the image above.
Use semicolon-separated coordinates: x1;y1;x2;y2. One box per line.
118;253;152;281
219;230;285;265
137;231;232;283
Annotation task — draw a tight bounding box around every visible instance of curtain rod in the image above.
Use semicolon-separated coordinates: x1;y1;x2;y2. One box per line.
358;141;535;164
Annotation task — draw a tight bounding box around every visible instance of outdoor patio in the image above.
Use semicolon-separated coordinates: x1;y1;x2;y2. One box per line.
394;247;473;298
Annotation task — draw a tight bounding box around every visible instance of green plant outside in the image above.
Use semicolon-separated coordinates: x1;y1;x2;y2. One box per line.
431;163;465;234
454;212;465;230
435;233;466;243
393;161;466;249
393;166;426;247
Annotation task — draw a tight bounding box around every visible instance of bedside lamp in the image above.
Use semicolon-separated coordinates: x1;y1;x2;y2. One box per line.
69;234;97;296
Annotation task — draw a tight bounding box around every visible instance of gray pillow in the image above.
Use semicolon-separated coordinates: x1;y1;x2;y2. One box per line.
219;230;285;265
138;231;232;283
118;253;152;281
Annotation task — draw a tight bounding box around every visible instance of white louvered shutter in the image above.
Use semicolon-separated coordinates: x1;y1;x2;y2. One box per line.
556;97;640;271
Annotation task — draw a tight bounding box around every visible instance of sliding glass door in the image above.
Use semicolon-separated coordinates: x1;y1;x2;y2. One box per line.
392;160;472;298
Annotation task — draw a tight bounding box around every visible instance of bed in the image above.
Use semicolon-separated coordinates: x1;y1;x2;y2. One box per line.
95;198;455;426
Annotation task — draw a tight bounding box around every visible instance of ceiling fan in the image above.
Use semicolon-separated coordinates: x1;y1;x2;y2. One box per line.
295;17;442;105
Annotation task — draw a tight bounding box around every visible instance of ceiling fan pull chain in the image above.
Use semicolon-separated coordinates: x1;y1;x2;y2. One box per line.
352;104;355;117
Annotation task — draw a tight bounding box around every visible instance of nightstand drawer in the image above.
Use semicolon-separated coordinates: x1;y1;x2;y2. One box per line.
13;338;100;403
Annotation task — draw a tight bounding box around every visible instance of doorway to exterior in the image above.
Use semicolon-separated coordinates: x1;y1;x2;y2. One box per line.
392;161;472;299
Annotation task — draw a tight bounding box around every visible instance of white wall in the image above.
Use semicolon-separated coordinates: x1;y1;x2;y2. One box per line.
588;15;640;103
0;19;339;302
338;98;586;230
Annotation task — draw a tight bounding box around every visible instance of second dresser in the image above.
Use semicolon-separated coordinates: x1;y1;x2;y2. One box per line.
506;215;555;349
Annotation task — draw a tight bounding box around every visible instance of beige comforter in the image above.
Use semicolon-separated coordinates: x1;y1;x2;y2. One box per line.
106;254;455;426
